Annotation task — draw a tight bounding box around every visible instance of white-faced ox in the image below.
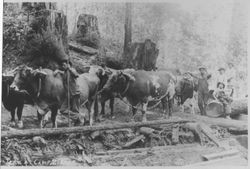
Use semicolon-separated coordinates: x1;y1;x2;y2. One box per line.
99;70;176;121
10;66;99;128
2;70;34;128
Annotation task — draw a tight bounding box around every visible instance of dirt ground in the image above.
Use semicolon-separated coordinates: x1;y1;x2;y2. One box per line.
1;99;248;166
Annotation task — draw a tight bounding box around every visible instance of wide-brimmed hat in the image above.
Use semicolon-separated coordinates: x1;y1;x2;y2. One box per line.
218;67;225;71
198;66;206;70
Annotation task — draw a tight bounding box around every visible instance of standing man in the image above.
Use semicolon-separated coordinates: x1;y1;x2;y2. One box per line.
54;61;82;125
215;67;227;88
226;62;236;97
188;66;211;116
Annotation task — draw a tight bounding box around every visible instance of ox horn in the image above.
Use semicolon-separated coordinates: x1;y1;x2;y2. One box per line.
32;69;47;77
121;71;135;82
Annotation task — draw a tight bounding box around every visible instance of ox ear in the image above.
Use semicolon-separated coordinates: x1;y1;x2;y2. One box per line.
121;72;135;82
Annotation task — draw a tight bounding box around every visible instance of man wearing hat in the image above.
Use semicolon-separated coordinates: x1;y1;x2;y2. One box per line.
226;62;236;97
215;67;227;89
54;60;82;125
188;66;211;116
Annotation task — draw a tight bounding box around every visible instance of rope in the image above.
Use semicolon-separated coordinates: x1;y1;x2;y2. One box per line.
67;62;71;127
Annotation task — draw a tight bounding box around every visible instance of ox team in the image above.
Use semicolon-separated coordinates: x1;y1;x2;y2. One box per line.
7;61;235;128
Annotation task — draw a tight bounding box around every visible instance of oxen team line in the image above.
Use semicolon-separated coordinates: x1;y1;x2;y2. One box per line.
4;65;195;128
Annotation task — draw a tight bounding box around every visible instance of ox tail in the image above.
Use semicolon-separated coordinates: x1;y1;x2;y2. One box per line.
94;95;99;119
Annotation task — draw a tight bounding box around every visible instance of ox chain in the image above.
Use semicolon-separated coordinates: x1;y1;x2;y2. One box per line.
117;89;170;112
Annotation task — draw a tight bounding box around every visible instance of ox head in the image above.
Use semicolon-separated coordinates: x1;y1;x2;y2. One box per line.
10;66;47;94
175;73;195;105
99;70;135;101
89;65;113;90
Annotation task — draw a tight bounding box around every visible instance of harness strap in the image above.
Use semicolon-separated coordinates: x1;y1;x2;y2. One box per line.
37;77;41;98
121;80;130;96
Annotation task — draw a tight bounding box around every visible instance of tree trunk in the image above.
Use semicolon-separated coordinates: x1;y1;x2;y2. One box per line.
123;3;132;57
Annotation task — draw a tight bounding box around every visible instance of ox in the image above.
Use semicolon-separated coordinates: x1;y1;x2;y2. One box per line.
2;72;33;128
10;66;98;127
89;65;116;119
100;70;175;121
175;73;198;114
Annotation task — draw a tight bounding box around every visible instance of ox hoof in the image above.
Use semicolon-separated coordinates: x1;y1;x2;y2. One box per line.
9;121;16;127
17;121;24;129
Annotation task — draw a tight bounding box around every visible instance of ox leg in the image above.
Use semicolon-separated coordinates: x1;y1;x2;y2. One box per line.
109;97;115;119
100;101;105;116
16;104;24;128
94;97;99;122
141;102;148;122
9;109;16;127
168;98;174;117
88;100;95;126
161;97;168;118
51;106;58;128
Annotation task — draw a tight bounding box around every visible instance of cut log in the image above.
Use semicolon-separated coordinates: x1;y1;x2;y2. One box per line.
199;123;224;147
172;125;180;144
69;42;98;55
182;123;204;145
122;135;145;148
139;127;155;135
202;149;239;161
231;98;248;115
1;119;192;139
175;112;247;132
206;98;247;118
95;143;200;156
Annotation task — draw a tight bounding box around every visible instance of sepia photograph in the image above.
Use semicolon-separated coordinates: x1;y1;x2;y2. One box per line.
1;0;248;166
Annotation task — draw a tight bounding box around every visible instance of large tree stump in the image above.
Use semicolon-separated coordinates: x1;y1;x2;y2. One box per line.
23;2;69;70
127;39;159;71
73;14;100;49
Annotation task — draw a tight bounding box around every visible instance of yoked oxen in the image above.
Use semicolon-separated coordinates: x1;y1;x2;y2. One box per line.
175;72;198;114
10;65;98;127
2;70;34;128
100;70;176;121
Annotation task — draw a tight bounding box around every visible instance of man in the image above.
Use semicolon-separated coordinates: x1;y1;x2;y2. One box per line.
213;82;233;119
188;66;211;116
215;67;227;88
54;61;82;125
226;62;236;97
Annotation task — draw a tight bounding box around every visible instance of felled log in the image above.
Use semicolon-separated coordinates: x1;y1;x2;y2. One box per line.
182;123;204;145
202;149;239;161
206;98;248;118
122;135;145;148
95;143;200;156
1;119;192;139
139;127;155;135
69;42;98;55
231;98;248;115
175;112;247;132
199;123;224;147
